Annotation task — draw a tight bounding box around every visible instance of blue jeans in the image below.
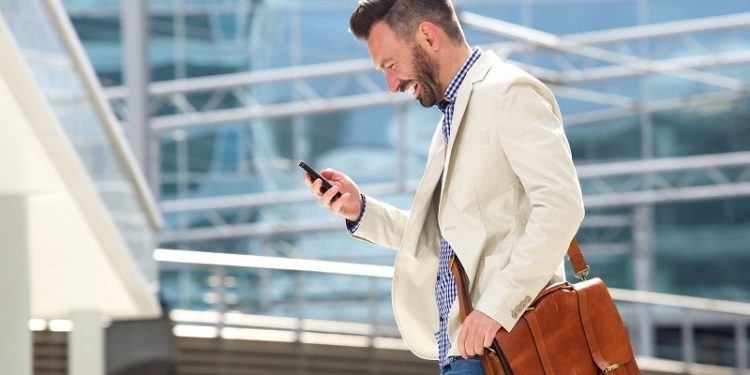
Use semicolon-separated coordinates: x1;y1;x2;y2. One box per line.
440;357;485;375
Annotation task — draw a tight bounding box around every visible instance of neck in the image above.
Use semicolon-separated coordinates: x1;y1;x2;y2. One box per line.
438;42;473;93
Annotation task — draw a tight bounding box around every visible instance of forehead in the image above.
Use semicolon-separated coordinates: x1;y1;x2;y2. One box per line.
366;21;407;69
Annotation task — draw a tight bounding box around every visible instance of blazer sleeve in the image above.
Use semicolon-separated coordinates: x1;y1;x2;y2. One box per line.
474;79;585;331
348;194;409;250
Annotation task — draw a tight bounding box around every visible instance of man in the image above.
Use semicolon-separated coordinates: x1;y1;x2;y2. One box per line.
304;1;584;374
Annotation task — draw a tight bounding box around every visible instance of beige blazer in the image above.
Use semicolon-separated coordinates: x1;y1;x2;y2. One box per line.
351;51;585;360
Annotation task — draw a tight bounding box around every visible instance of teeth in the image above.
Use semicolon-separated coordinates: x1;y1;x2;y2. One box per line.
407;82;417;94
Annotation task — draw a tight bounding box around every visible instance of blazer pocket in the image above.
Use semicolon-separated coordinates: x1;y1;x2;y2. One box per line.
459;130;490;154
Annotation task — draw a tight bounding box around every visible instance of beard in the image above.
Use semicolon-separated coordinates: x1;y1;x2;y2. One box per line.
404;44;442;108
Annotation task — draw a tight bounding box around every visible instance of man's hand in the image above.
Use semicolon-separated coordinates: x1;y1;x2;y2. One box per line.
457;309;502;358
304;168;362;221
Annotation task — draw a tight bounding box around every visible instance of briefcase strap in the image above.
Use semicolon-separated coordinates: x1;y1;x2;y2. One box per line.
567;239;590;281
449;254;514;374
449;239;588;323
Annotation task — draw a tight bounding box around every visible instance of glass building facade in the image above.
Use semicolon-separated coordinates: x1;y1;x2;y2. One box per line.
61;0;750;367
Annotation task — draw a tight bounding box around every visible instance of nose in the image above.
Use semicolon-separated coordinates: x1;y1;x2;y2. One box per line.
385;73;400;93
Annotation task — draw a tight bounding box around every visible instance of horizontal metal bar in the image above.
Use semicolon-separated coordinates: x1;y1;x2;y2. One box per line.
581;215;632;228
157;181;750;241
157;219;344;242
565;89;750;127
547;84;636;108
160;181;417;213
151;93;410;132
154;250;750;317
559;49;750;85
576;151;750;178
104;59;376;99
564;12;750;46
584;182;750;208
159;151;750;213
156;217;634;243
154;249;394;278
610;288;750;317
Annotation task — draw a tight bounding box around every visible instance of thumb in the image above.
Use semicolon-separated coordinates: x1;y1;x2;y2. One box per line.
320;168;341;181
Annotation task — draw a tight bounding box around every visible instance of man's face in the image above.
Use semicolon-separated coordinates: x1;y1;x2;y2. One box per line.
366;21;442;108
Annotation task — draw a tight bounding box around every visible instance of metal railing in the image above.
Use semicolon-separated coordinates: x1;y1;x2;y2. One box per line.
157;249;750;373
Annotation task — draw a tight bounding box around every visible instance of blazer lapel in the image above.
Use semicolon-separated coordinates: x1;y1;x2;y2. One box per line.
441;51;496;196
400;124;446;251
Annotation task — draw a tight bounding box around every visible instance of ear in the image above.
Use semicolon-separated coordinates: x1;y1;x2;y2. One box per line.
415;21;441;51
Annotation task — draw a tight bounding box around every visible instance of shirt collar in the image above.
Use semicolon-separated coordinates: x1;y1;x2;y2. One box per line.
438;47;483;113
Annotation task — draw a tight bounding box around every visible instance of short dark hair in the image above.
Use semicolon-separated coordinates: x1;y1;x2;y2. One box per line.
349;0;464;44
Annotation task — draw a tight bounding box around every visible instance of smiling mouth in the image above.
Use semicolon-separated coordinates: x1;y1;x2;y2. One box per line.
402;81;420;98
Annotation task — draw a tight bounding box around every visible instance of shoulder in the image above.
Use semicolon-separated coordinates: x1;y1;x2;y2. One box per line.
473;52;553;99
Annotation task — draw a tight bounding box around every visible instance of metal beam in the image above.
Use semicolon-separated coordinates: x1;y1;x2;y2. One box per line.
103;59;377;99
156;215;632;243
107;49;750;130
159;151;750;213
459;12;747;92
154;249;394;278
122;0;150;169
43;0;163;228
556;49;750;85
575;151;750;178
155;249;750;318
558;11;750;46
157;151;750;242
565;89;750;127
584;182;750;209
156;180;750;243
102;14;750;129
151;93;410;132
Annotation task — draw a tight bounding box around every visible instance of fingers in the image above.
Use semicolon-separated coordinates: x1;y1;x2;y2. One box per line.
483;328;495;348
458;324;469;359
473;327;486;357
320;168;339;181
331;192;351;213
304;173;314;188
458;311;502;358
320;184;340;208
308;177;326;197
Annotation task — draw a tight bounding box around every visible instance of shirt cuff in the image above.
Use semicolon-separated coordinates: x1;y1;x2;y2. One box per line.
345;194;367;233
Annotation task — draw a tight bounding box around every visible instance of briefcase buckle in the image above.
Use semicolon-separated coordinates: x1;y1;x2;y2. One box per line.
604;364;620;373
575;265;590;281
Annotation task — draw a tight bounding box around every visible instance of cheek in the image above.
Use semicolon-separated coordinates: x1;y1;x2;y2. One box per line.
397;64;415;79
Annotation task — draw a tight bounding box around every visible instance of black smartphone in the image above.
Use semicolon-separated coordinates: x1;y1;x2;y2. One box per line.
298;160;342;200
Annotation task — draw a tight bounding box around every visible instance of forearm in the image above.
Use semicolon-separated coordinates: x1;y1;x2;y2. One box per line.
348;194;410;250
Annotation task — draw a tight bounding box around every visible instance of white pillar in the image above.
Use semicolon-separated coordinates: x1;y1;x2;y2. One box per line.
0;195;32;375
69;310;104;375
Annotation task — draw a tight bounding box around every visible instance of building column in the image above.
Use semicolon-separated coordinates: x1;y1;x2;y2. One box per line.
0;195;32;375
69;310;104;375
122;0;150;173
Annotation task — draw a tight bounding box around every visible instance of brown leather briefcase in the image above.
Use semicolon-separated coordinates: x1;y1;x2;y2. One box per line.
450;239;640;375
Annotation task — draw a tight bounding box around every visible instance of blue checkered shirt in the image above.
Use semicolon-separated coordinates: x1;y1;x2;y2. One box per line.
435;47;482;367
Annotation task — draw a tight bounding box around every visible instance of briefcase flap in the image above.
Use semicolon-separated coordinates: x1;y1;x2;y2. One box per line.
574;278;635;370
